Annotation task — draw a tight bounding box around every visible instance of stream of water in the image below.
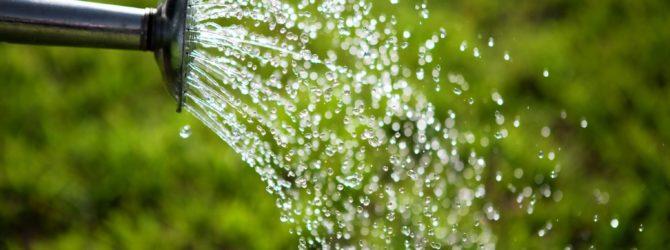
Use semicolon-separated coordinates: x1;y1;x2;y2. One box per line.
180;0;559;248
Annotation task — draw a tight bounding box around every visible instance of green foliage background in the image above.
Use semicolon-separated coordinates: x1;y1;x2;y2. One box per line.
1;0;669;248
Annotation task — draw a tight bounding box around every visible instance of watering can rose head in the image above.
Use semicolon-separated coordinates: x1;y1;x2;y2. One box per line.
151;0;190;112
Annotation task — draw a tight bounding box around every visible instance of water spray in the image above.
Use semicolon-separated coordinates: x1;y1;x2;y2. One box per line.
0;0;189;111
0;0;565;247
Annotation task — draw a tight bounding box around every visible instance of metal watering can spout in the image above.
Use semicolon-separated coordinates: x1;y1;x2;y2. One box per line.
0;0;189;111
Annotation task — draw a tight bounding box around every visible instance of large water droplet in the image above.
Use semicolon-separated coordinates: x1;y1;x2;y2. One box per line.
610;218;619;228
180;125;192;139
580;118;588;128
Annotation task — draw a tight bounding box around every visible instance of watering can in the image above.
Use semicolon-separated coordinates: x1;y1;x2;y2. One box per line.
0;0;189;111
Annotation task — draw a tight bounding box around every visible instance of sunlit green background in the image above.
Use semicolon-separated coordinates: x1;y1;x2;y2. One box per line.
1;0;669;249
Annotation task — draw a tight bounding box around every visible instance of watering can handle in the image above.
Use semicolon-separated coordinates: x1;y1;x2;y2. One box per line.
0;0;156;50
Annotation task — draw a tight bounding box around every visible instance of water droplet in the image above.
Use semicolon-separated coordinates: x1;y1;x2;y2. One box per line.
439;28;447;38
541;126;551;138
495;111;505;125
610;218;619;228
580;118;588;128
491;92;504;105
543;69;550;78
180;125;192;139
416;68;425;80
548;151;555;161
514;168;524;179
459;41;467;51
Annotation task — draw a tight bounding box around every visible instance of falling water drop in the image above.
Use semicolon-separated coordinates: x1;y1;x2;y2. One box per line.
580;118;588;128
180;125;192;139
610;218;619;229
459;41;467;51
541;126;551;138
